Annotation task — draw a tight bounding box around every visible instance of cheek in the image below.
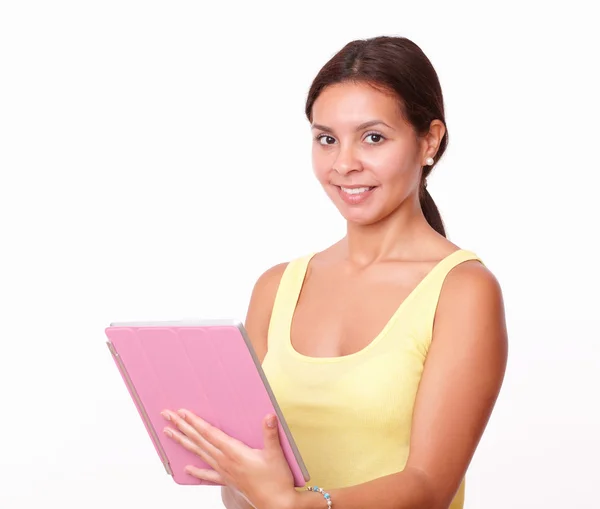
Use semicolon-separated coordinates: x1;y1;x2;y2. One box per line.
311;148;332;183
363;145;416;183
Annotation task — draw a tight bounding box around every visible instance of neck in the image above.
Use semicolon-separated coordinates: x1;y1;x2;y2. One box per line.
343;195;431;265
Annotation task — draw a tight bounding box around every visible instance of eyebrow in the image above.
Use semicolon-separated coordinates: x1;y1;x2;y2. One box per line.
311;120;395;132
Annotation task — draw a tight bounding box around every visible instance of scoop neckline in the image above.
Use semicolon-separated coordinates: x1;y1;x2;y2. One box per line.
285;248;470;363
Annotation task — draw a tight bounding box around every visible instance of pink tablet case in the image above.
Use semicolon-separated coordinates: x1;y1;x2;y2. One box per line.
105;321;309;486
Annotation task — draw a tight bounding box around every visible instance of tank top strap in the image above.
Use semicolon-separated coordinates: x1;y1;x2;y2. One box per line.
267;253;315;352
428;248;484;279
407;248;485;354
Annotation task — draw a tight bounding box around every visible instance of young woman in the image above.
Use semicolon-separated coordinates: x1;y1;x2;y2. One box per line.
161;36;508;509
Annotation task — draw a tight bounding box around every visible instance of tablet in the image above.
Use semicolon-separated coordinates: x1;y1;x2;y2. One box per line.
104;319;310;486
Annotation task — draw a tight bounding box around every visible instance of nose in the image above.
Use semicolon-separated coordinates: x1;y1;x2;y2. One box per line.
333;144;362;175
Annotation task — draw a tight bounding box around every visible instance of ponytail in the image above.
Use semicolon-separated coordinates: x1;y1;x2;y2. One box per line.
419;184;446;237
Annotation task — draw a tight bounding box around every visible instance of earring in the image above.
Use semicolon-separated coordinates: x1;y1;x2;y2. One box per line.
425;157;434;166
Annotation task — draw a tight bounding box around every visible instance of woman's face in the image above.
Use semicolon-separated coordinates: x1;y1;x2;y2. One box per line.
311;81;427;226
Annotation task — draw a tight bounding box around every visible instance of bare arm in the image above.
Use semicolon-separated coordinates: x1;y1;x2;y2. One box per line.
295;261;508;509
221;262;289;509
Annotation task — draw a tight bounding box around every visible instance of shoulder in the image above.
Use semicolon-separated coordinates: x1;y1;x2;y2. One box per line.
252;261;290;300
420;239;503;311
432;254;508;365
439;256;504;320
249;250;317;309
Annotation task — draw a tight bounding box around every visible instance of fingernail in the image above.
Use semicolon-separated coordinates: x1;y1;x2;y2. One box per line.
161;411;171;420
267;415;276;428
177;409;186;419
164;428;172;437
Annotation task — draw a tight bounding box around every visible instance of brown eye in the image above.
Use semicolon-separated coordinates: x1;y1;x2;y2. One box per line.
317;135;336;145
365;133;384;144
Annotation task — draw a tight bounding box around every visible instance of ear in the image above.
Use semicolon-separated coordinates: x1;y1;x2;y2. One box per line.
421;119;446;163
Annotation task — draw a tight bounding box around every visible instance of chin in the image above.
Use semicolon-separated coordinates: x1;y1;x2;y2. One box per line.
338;208;385;227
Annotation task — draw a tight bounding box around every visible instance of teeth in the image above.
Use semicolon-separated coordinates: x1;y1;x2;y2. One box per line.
341;186;372;195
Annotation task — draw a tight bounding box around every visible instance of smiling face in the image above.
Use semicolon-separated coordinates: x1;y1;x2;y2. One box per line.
311;81;426;226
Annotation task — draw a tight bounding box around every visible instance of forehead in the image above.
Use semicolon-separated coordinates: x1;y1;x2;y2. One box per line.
311;81;404;126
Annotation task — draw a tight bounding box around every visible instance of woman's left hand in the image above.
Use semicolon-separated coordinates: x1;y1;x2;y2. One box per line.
161;408;300;509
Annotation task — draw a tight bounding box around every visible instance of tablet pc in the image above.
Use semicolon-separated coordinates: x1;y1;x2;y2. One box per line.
104;319;310;486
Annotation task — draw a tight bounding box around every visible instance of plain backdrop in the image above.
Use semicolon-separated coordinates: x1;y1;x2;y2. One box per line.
1;1;598;508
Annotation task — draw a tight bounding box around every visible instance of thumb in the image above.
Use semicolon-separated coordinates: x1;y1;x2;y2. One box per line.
263;414;281;449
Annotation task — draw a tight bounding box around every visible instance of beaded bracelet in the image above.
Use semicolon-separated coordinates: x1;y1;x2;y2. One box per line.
306;485;332;508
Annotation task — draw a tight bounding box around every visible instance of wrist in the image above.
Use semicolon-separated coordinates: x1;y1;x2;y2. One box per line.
262;486;331;509
279;489;304;509
296;489;330;509
258;488;302;509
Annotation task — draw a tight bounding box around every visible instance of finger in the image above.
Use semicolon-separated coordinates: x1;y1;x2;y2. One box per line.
162;410;204;443
184;465;226;485
177;409;244;456
262;414;283;453
163;426;218;471
162;410;223;461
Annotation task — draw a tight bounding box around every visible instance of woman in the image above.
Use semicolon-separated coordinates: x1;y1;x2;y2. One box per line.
161;36;508;509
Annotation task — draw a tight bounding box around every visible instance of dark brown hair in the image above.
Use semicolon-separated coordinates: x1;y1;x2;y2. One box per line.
305;36;448;237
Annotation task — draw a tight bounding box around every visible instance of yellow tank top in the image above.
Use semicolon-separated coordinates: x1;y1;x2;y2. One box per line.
261;249;484;509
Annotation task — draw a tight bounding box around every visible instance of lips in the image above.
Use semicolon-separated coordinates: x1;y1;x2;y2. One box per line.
335;185;377;205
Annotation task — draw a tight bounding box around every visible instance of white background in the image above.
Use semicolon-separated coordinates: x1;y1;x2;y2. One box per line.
1;1;598;508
